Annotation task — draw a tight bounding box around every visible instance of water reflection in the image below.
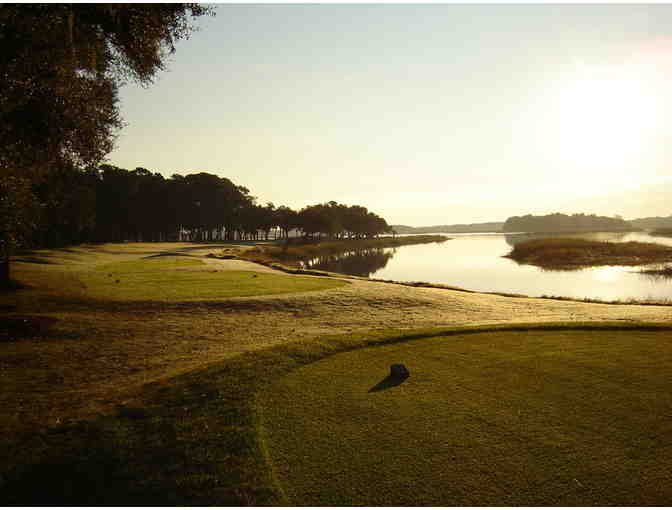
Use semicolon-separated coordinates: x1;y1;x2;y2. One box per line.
303;247;396;277
639;264;672;281
302;232;672;301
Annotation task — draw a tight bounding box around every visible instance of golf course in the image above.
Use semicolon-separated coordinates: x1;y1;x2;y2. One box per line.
260;328;672;506
8;3;672;506
2;242;672;505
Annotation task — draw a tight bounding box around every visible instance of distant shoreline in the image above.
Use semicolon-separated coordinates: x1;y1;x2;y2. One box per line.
391;222;503;234
393;211;672;235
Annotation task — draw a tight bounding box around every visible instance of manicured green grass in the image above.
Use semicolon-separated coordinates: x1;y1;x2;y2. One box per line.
507;237;672;269
260;328;672;506
2;323;672;505
78;256;346;300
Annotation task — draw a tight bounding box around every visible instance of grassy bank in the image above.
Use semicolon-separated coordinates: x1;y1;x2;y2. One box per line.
506;237;672;269
0;244;348;441
240;234;449;267
4;249;346;309
80;256;346;301
0;243;352;505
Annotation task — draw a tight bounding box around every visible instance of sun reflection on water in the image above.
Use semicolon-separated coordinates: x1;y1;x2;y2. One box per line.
590;266;627;283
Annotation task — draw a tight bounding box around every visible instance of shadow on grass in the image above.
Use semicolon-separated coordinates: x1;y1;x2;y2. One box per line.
14;256;56;265
1;398;275;506
1;451;148;506
368;374;409;393
0;420;163;506
14;247;92;265
174;242;263;252
0;279;29;293
0;315;59;342
142;252;198;259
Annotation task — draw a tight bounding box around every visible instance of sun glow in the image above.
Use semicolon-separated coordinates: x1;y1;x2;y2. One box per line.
542;46;672;195
591;265;626;283
553;68;661;188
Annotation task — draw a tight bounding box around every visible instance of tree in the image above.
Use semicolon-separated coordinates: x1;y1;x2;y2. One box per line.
275;206;299;240
0;177;40;285
0;4;213;285
32;163;98;247
501;212;635;233
258;203;277;241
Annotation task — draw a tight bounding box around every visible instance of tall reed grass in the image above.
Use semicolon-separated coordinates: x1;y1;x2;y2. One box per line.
507;237;672;269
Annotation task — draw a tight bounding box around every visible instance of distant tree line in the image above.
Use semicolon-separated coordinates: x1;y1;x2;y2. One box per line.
502;213;636;233
629;215;672;231
24;164;392;247
391;222;504;234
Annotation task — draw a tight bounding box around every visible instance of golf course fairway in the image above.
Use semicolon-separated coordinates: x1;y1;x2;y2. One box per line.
259;328;672;505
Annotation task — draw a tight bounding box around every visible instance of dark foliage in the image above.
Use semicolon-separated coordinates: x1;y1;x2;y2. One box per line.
23;165;392;246
502;212;636;233
0;176;41;285
1;4;211;180
303;248;395;277
629;215;672;231
0;4;213;284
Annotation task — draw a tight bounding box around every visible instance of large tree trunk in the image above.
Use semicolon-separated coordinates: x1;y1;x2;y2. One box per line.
0;257;10;288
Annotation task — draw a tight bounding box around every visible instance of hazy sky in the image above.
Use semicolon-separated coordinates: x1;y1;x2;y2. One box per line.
109;4;672;225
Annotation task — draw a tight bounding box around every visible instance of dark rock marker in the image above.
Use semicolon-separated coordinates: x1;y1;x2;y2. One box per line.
368;364;410;392
390;363;410;378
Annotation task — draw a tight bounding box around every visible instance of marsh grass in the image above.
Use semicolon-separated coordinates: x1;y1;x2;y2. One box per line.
507;237;672;269
639;263;672;279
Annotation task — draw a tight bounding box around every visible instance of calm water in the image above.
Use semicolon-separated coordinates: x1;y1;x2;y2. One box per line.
304;232;672;301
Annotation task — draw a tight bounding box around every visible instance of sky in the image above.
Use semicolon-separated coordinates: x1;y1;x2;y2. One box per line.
109;3;672;226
